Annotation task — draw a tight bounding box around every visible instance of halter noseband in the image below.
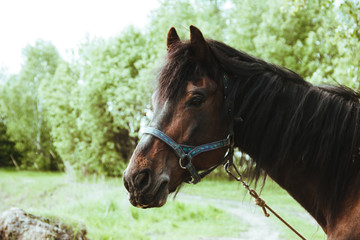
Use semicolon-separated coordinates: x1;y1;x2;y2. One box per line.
143;74;238;184
143;127;233;183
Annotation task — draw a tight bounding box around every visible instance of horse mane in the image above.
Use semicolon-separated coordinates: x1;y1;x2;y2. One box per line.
208;40;360;219
317;84;360;102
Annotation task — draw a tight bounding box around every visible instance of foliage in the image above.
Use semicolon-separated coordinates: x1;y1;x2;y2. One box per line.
0;71;19;167
40;28;153;176
148;0;228;47
225;0;358;88
39;61;82;173
0;0;359;176
1;40;61;170
0;120;20;167
335;0;360;90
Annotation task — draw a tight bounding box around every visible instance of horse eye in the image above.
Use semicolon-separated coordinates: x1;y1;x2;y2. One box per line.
186;95;204;108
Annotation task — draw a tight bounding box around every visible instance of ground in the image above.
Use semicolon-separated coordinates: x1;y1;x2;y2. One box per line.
0;169;326;239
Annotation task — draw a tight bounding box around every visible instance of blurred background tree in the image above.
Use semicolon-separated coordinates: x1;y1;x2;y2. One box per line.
0;40;61;170
0;120;20;167
40;28;153;176
0;0;359;176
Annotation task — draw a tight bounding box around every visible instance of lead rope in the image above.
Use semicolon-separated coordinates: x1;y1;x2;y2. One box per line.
224;161;307;240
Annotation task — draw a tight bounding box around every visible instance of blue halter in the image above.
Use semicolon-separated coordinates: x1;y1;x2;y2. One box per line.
142;127;232;183
142;74;239;184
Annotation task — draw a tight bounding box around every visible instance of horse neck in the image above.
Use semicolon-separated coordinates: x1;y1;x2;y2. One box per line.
265;158;328;229
232;71;360;230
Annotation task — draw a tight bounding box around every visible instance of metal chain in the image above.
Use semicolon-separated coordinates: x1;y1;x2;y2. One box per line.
224;161;307;240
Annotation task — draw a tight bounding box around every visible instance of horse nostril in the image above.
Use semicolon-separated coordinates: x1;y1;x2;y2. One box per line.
134;170;151;192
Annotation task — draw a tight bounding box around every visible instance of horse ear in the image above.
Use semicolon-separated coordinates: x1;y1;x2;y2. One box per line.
167;27;180;51
190;25;209;62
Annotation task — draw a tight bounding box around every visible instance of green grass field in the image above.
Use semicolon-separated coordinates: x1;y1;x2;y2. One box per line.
0;169;326;239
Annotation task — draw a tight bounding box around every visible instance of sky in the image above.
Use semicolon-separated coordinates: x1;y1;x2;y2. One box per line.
0;0;160;74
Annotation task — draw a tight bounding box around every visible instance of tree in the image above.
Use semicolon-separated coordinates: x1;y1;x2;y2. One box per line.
333;0;360;90
39;61;81;173
73;28;153;176
224;0;360;90
1;40;62;170
0;120;20;167
41;28;155;176
0;75;20;167
226;0;268;54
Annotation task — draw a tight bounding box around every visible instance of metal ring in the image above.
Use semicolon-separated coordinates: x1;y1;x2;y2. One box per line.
179;156;190;169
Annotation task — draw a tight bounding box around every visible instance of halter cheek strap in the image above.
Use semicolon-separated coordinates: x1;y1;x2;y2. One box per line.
143;127;231;183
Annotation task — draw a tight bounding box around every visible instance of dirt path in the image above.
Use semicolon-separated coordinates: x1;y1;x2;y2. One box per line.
176;193;301;240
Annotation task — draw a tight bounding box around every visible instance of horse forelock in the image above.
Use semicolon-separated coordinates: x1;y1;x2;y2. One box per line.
156;41;222;103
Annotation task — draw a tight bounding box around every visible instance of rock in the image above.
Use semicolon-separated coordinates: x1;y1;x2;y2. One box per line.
0;207;88;240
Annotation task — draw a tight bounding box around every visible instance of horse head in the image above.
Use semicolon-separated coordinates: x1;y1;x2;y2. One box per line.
123;26;230;208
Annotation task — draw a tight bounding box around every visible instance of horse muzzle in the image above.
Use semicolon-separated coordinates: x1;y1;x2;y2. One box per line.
123;169;170;208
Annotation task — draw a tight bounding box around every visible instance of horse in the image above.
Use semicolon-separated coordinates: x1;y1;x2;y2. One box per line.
123;25;360;239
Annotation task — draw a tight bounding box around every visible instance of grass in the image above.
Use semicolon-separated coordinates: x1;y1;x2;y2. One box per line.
0;169;326;239
181;179;326;239
0;169;247;240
